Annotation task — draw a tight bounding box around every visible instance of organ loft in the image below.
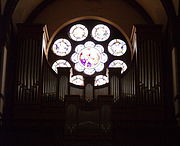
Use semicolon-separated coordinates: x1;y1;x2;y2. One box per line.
0;0;180;146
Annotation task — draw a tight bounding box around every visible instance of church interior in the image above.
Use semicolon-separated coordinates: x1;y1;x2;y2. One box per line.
0;0;180;145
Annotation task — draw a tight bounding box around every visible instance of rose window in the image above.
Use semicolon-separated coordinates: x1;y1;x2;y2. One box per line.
49;19;130;87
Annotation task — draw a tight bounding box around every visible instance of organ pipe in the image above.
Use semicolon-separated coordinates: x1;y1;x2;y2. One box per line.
130;25;163;105
15;24;47;104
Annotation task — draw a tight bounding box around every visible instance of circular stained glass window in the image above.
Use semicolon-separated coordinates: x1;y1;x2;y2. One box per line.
92;24;110;41
52;39;71;56
108;39;127;56
109;60;127;73
52;60;71;73
79;46;101;68
71;41;108;75
50;19;130;87
69;24;88;41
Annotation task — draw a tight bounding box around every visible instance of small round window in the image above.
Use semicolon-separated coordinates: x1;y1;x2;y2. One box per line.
108;39;127;56
91;24;110;41
69;24;88;41
52;39;71;56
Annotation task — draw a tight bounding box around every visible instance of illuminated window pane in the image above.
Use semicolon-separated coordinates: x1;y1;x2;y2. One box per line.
92;24;110;41
69;24;88;41
95;44;104;53
94;75;109;86
108;39;127;56
52;60;71;73
101;53;108;63
79;45;101;69
70;75;84;86
71;41;108;75
109;60;127;73
84;41;95;48
52;39;71;56
84;68;95;75
71;53;78;63
75;63;84;72
95;63;104;72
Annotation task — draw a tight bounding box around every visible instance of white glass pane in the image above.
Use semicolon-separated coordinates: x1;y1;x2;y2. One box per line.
52;60;71;73
109;60;127;73
75;44;84;53
84;68;95;75
95;44;104;53
101;53;108;63
69;24;88;41
84;41;95;48
92;24;110;41
70;75;84;86
94;75;109;86
75;63;84;72
71;53;78;63
95;63;104;72
108;39;127;56
79;47;101;69
52;39;71;56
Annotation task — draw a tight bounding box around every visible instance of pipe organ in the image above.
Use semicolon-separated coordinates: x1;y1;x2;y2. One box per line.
131;25;163;105
42;57;57;104
15;24;45;104
120;59;136;104
57;67;70;101
12;24;166;134
109;68;121;102
4;22;176;146
14;23;165;107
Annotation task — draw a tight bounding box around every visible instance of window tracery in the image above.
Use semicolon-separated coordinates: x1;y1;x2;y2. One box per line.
71;41;107;75
50;19;130;87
